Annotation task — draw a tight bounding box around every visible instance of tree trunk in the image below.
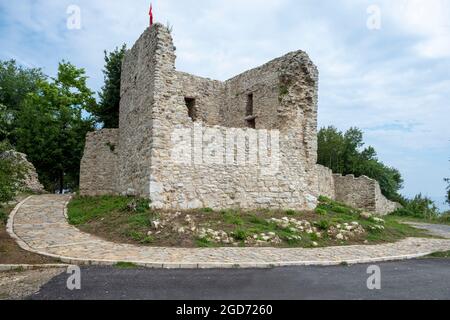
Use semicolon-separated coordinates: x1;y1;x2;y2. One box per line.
59;170;64;194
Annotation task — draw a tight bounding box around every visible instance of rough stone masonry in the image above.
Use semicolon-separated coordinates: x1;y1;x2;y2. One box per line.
80;24;399;215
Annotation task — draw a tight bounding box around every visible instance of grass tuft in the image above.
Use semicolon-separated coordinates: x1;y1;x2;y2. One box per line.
231;228;249;241
195;237;216;248
427;251;450;258
115;262;139;269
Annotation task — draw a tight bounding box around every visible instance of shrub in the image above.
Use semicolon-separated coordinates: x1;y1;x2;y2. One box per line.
315;208;328;215
201;207;214;213
437;212;450;224
391;194;439;220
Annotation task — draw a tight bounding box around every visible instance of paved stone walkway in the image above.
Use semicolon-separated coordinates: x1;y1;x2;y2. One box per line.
7;195;450;269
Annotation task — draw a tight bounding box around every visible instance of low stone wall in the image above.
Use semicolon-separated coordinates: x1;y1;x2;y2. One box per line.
80;129;119;196
374;184;402;215
333;174;377;212
316;164;400;215
323;173;400;216
316;165;335;200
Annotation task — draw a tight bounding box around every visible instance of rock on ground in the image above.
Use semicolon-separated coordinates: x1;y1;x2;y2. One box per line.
1;150;44;193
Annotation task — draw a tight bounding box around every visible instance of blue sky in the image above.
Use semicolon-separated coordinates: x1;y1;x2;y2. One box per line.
0;0;449;210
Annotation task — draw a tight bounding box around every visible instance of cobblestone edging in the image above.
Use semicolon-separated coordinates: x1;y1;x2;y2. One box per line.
6;195;450;269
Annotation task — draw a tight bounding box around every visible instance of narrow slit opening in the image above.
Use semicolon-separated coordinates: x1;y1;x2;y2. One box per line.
185;97;197;121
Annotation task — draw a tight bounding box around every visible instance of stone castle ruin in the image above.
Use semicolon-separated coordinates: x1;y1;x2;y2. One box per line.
80;24;399;215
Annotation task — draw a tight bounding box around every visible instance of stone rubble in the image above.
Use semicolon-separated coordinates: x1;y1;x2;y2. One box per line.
327;222;366;241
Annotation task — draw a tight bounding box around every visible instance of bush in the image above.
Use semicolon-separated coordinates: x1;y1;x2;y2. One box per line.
391;194;439;220
437;212;450;224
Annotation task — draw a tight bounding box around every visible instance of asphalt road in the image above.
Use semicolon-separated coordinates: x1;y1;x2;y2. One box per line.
28;259;450;300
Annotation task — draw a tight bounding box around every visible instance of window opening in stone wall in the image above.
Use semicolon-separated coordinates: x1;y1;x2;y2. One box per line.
245;93;256;129
185;97;197;121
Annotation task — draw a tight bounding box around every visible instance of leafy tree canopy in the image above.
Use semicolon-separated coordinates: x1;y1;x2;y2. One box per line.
15;61;95;192
317;126;404;202
0;60;46;142
87;44;126;128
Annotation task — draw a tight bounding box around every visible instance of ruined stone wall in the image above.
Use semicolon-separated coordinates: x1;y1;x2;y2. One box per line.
374;184;402;215
332;173;399;215
333;174;377;212
79;24;399;214
145;24;320;210
116;27;158;196
316;165;335;199
221;63;279;129
80;129;119;196
175;71;224;125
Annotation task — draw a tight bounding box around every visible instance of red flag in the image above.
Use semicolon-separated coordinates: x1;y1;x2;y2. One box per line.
149;4;153;26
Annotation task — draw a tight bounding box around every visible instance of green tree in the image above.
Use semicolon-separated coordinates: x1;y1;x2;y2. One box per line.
0;104;11;140
0;60;45;142
317;126;403;201
15;62;95;193
87;45;126;128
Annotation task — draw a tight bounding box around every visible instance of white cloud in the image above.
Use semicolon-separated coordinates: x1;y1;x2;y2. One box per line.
0;0;449;204
381;0;450;58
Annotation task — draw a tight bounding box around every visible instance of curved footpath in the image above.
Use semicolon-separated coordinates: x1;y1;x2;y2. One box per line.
7;195;450;269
